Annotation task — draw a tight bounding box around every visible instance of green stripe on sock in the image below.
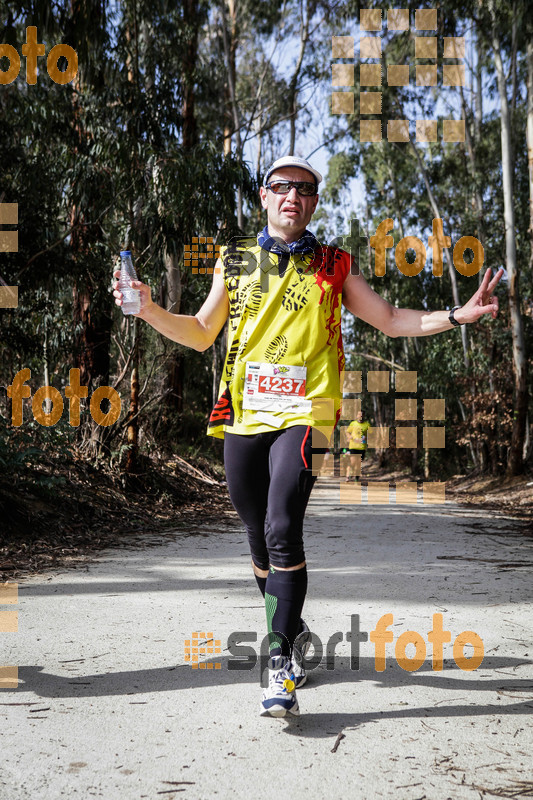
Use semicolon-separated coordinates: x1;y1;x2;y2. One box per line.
265;591;282;651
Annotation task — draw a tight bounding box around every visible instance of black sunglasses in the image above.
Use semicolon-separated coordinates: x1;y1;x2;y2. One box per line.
266;180;317;197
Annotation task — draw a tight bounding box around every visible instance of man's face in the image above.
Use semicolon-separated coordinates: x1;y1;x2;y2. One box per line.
259;166;319;239
357;410;363;422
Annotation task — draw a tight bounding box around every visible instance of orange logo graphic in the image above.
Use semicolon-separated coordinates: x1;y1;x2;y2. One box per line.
184;632;222;669
332;8;465;143
184;238;221;275
0;583;19;689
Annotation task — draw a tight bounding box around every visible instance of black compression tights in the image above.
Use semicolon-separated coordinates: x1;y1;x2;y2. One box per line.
223;425;319;570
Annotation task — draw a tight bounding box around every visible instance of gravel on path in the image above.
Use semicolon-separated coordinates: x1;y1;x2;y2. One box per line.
2;480;532;800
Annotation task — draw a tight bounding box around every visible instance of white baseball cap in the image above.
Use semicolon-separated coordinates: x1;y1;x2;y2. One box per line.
263;156;322;186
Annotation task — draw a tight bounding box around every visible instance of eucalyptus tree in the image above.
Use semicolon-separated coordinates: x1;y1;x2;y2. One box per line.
481;0;529;474
320;0;532;475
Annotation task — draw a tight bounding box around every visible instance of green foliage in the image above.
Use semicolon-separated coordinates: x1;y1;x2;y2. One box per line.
0;0;531;488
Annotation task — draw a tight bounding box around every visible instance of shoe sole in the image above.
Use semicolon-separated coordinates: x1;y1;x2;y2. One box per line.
260;703;300;718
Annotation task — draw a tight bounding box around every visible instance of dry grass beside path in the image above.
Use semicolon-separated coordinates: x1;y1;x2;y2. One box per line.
0;452;234;582
358;456;533;522
446;473;533;520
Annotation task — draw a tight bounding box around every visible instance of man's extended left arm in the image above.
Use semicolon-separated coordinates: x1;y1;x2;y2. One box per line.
342;267;504;337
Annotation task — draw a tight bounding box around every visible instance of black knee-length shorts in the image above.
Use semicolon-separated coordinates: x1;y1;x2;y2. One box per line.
223;425;327;570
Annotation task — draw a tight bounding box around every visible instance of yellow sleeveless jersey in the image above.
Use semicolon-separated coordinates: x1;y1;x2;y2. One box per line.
347;420;370;449
207;237;352;439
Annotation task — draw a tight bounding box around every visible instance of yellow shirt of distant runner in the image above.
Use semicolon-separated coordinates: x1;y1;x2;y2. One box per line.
347;420;371;450
207;237;352;440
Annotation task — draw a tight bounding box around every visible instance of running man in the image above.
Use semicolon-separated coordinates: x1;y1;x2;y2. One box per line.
346;409;371;482
113;155;503;718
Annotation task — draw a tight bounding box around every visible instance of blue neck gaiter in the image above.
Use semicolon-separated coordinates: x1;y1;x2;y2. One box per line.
257;225;318;255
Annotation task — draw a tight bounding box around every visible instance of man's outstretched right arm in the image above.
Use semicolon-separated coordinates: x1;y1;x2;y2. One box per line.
113;259;229;352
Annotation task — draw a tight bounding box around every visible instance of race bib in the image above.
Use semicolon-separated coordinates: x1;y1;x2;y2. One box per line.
242;362;312;413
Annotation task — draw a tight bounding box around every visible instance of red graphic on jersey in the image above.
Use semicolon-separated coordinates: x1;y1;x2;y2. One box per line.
208;386;235;427
305;246;350;344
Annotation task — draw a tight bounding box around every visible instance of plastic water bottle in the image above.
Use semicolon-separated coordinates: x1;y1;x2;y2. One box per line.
119;250;141;315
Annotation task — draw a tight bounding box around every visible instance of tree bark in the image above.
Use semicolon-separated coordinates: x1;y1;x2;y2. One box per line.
161;0;199;414
491;12;528;475
125;320;139;473
527;40;533;274
221;0;237;158
69;0;111;397
409;139;470;369
221;0;243;227
288;0;313;155
461;85;486;256
123;10;142;473
475;37;483;141
182;0;199;150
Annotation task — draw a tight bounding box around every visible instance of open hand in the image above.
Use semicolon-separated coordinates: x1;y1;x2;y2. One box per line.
455;267;504;324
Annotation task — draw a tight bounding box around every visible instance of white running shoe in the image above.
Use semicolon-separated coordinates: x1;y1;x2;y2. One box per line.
291;619;311;689
260;655;300;717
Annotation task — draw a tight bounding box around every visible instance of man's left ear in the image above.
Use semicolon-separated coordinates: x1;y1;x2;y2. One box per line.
259;187;268;209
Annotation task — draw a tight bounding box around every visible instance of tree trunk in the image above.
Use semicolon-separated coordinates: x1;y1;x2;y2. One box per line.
221;0;236;158
527;40;533;274
510;4;518;113
221;0;243;228
72;276;112;391
255;103;263;227
491;13;528;475
461;85;486;256
66;1;113;460
69;0;111;396
288;0;312;155
125;320;139;473
123;12;142;473
384;148;405;238
161;2;199;414
182;0;199;151
43;316;51;413
409;139;470;369
161;246;184;412
70;210;112;403
475;23;483;142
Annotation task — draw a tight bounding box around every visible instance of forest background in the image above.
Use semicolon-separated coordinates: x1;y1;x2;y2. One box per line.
0;0;532;550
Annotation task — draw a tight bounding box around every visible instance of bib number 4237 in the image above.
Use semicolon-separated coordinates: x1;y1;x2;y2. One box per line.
258;375;305;396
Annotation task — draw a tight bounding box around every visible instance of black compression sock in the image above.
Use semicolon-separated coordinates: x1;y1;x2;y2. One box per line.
254;573;267;597
264;565;308;658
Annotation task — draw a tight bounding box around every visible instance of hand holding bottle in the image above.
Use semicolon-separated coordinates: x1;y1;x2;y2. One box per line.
112;251;152;317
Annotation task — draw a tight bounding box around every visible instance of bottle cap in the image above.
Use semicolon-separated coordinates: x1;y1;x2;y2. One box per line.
120;250;132;257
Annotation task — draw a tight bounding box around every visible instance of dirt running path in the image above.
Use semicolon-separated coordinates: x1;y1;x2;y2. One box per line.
2;480;532;799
